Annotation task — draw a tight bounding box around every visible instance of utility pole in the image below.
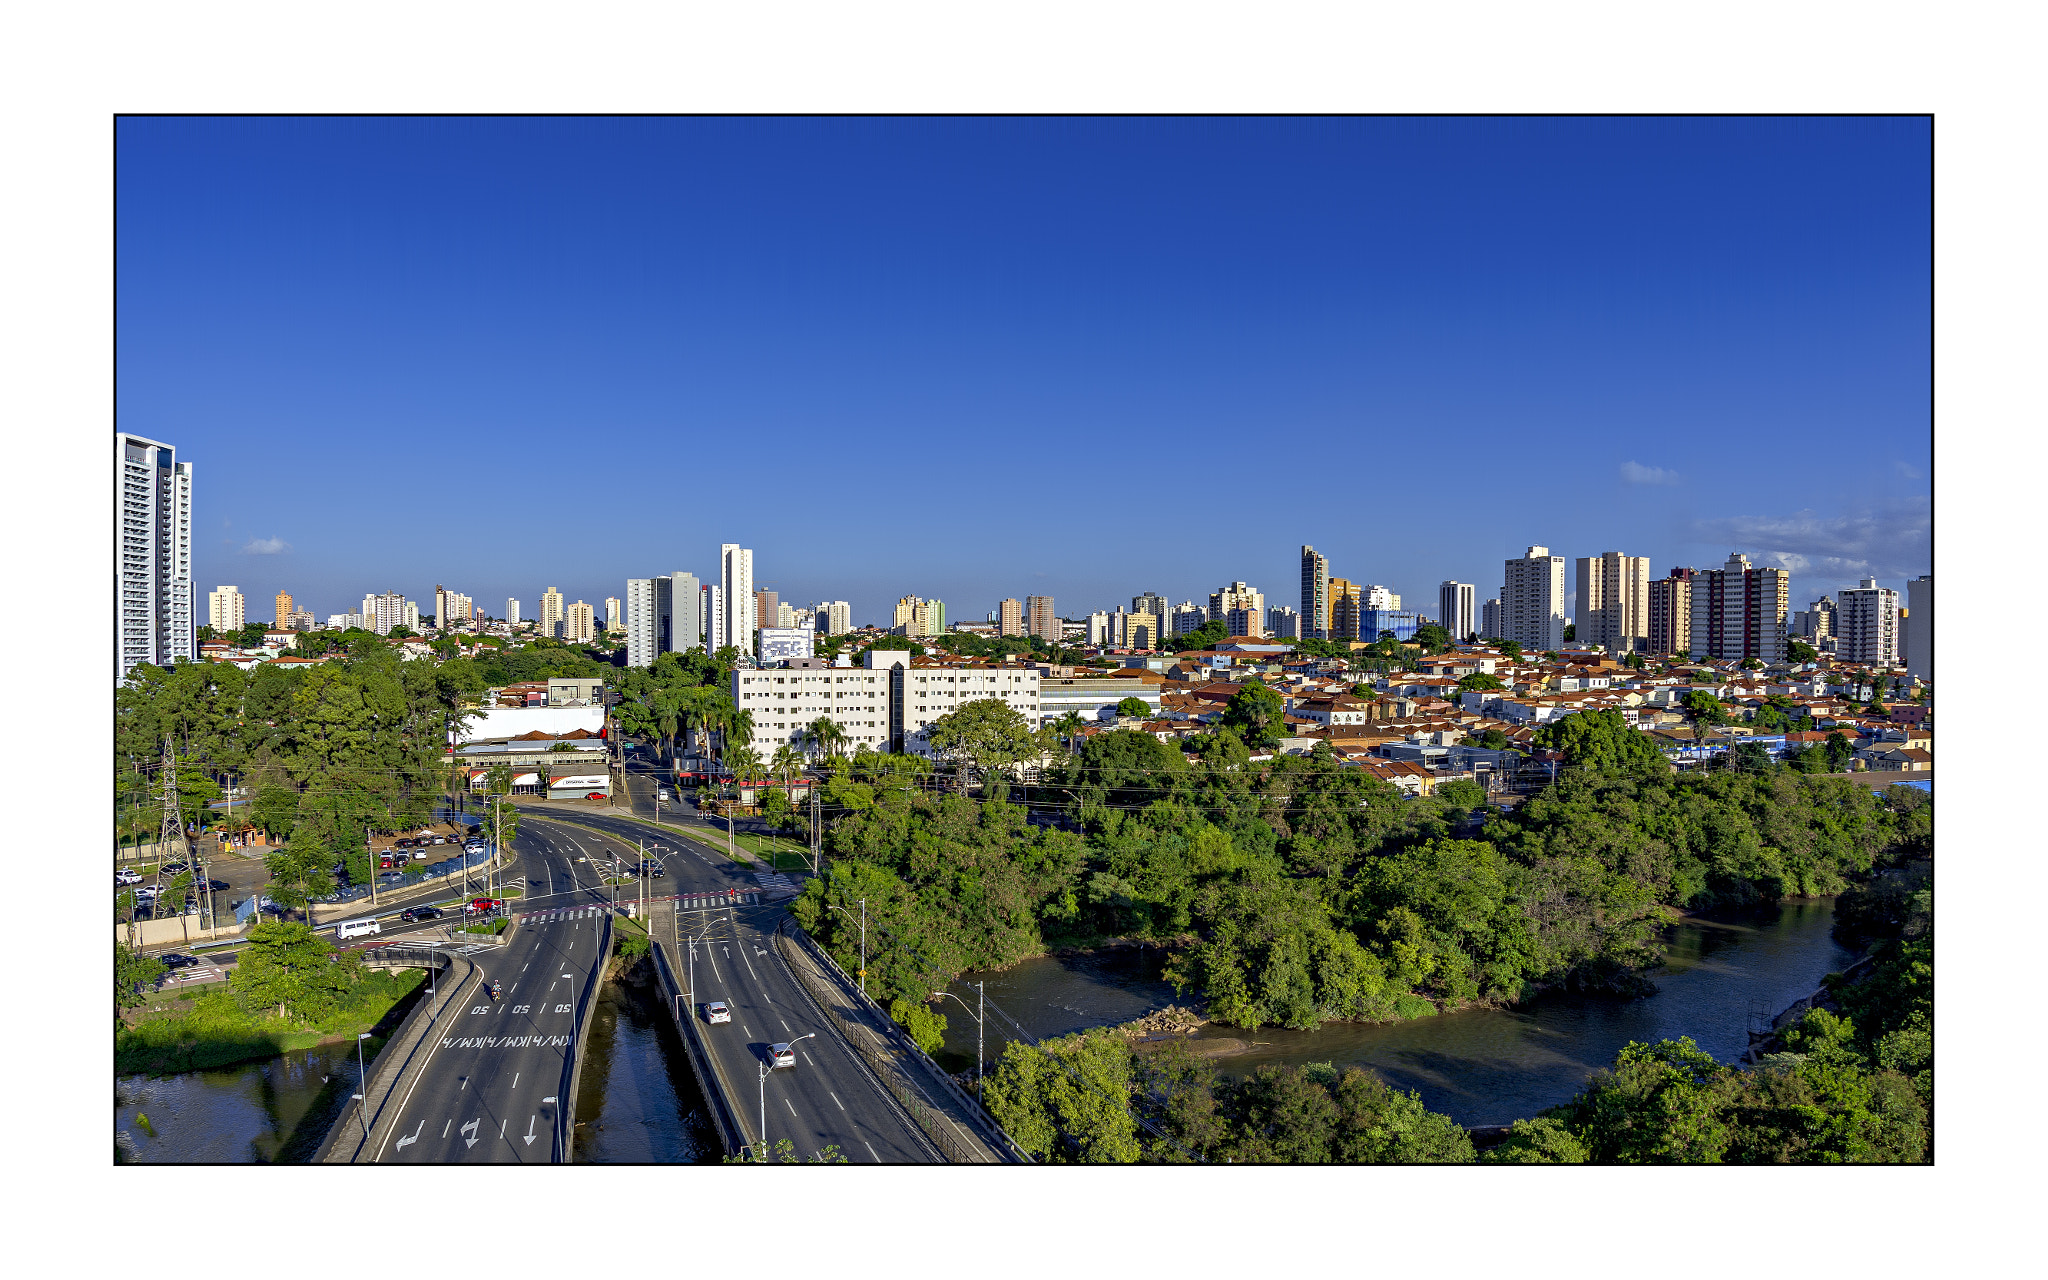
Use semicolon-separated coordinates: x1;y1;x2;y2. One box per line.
153;736;182;940
809;780;821;876
367;826;376;910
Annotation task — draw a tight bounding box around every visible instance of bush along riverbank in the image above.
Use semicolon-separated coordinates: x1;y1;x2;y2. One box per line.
116;922;426;1075
795;719;1931;1040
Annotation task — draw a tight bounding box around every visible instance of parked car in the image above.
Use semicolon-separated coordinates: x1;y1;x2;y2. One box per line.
413;848;434;860
585;792;605;800
394;838;415;849
658;788;672;802
200;878;229;891
399;906;441;923
161;861;188;874
431;834;448;845
703;1001;730;1024
768;1043;796;1068
116;870;143;886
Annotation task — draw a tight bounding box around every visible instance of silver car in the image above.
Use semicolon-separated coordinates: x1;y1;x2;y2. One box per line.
704;1001;730;1024
768;1042;795;1068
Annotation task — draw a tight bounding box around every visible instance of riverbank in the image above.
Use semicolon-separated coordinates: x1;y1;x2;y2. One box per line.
115;968;426;1075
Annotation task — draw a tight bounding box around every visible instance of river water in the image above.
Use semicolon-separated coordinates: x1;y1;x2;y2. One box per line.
938;898;1855;1128
116;1042;364;1163
571;971;720;1163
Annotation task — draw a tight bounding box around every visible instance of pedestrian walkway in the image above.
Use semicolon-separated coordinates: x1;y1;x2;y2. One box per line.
754;870;797;895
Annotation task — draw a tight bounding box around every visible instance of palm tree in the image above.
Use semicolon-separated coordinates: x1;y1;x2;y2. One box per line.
727;745;765;787
1052;710;1088;754
770;744;803;789
652;688;685;765
803;715;849;761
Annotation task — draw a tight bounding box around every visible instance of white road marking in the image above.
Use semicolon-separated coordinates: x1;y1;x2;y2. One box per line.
499;1118;507;1139
785;1099;798;1118
864;1142;879;1162
830;1091;844;1111
743;1024;752;1037
780;1020;791;1034
803;1052;815;1067
441;1119;451;1138
512;1072;519;1087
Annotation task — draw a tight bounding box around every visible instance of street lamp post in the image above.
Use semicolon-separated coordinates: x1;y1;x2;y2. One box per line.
825;898;867;1000
932;982;986;1104
757;1032;818;1161
354;1031;374;1138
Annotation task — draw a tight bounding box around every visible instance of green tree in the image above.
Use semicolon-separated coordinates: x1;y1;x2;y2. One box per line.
1481;1116;1589;1163
1114;697;1152;719
1532;709;1668;776
231;921;364;1022
1682;690;1728;726
116;944;163;1013
888;995;949;1055
1410;623;1454;654
982;1029;1142;1164
925;698;1038;788
1219;680;1286;748
1456;672;1504;692
1500;641;1523;661
262;842;335;920
1788;638;1819;664
1173;619;1228;652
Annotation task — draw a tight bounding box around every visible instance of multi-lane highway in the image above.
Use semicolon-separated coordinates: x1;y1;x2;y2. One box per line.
523;805;938;1163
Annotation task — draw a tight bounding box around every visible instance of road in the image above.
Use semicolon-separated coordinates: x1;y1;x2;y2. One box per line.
373;815;619;1163
527;806;937;1164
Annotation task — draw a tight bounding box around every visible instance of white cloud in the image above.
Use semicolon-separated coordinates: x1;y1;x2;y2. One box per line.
1620;460;1680;486
1894;460;1924;480
241;536;291;555
1688;498;1930;582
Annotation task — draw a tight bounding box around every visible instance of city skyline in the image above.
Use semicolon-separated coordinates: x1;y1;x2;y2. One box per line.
122;118;1930;628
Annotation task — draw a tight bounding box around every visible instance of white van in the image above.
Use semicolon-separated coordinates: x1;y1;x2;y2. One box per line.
336;917;382;940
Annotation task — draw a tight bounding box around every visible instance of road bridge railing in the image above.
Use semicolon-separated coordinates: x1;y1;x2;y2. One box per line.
775;918;1027;1164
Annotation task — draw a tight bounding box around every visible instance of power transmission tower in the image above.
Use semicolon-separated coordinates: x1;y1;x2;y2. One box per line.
810;779;821;876
152;735;186;939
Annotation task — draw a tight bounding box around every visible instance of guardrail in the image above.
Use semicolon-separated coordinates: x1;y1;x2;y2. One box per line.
648;937;748;1157
774;919;1026;1164
558;912;611;1163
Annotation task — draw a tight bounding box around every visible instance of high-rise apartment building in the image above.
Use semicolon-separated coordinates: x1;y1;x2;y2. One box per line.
286;611;316;632
505;598;522;627
1112;608;1158;650
365;592;411;636
1208;581;1264;624
670;572;703;653
1686;553;1789;663
565;600;596;644
1300;546;1331;640
1169;602;1208;636
1328;577;1364;641
754;590;779;645
1647;568;1695;655
812;601;852;636
540;587;565;638
603;596;623;631
1905;575;1932;681
1266;605;1302;639
626;577;671;667
274;591;294;628
1794;595;1837;643
1438;582;1476;641
1503;547;1567;652
704;585;725;655
1027;595;1056;640
1086;611;1112;647
1481;598;1503;641
1837;579;1900;667
720;545;756;653
892;596;945;638
1363;585;1400;611
1576;551;1651;652
433;585;473;628
116;433;195;678
1225;607;1264;638
998;598;1024;637
208;585;246;632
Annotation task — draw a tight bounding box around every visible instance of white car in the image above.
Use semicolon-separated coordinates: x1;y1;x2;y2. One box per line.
116;870;144;886
704;1001;730;1024
768;1042;795;1068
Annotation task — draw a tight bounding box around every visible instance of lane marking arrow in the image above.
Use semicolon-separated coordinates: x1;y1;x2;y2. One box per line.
460;1117;480;1148
395;1120;423;1151
524;1115;538;1145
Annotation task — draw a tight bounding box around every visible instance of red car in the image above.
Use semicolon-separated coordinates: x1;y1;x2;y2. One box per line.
465;898;503;915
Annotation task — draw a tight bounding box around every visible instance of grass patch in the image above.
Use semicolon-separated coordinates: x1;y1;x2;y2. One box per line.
459;918;510;936
116;968;425;1074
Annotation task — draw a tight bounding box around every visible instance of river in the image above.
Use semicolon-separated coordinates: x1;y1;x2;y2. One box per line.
570;968;721;1163
937;898;1855;1128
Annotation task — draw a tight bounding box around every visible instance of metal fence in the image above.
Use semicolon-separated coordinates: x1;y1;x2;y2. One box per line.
774;919;1029;1164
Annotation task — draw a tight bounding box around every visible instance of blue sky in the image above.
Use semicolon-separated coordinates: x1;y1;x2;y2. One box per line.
118;117;1930;629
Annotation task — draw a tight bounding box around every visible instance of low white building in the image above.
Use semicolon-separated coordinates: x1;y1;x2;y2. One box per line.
732;649;1044;759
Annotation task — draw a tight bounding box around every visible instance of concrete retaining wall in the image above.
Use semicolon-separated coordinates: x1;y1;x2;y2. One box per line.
649;937;748;1157
118;916;245;949
558;913;611;1163
316;949;478;1163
